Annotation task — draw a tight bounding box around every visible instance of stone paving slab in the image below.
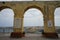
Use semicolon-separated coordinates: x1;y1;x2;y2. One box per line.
0;33;60;40
0;36;60;40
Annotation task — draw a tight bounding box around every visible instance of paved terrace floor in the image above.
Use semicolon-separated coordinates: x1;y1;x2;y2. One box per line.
0;33;60;40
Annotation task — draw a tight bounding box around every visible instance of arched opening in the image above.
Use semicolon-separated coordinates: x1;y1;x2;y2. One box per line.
0;8;14;33
54;7;60;34
23;8;44;34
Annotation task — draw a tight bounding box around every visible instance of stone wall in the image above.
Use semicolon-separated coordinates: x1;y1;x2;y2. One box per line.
0;1;60;33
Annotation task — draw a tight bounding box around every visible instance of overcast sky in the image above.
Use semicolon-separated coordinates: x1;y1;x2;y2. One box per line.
0;7;60;27
54;8;60;26
24;8;43;26
0;8;14;27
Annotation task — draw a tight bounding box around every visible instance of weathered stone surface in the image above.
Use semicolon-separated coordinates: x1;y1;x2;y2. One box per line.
0;1;60;38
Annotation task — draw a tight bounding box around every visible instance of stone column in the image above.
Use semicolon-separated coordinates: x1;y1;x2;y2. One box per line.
10;17;25;38
43;5;58;38
13;18;22;32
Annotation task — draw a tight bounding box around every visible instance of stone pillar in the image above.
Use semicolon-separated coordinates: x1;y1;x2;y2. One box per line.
10;17;25;38
43;5;58;38
13;18;22;32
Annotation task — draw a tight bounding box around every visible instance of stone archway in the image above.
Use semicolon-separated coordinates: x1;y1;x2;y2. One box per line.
0;6;14;27
0;6;15;28
23;7;44;34
23;6;44;14
0;6;11;11
0;2;60;38
18;5;45;37
0;8;14;33
20;5;44;32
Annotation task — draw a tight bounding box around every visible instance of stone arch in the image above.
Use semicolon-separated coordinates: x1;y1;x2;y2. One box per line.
54;7;60;33
0;6;15;31
23;5;44;16
24;8;44;25
0;6;15;16
22;5;44;33
55;4;60;8
23;5;44;26
53;4;60;13
0;6;12;11
53;5;60;26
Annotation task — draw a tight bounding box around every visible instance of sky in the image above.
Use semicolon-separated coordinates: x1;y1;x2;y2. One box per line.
54;8;60;26
0;8;60;27
0;8;14;27
24;8;43;26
